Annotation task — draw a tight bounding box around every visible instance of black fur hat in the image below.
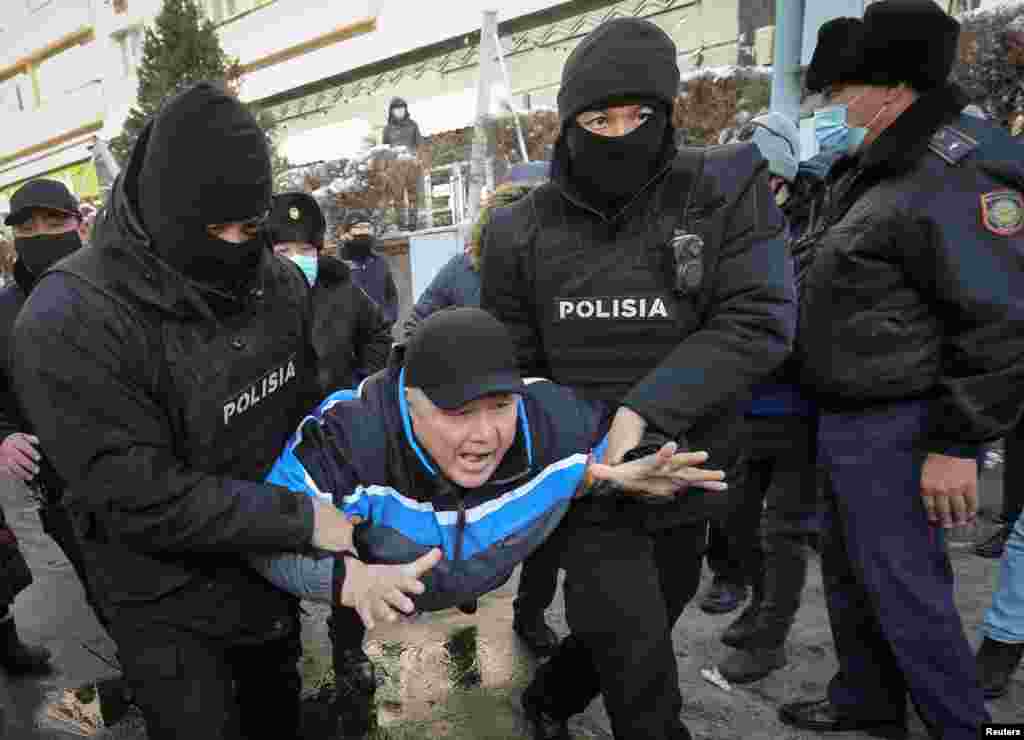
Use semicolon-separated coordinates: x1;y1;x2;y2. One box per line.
268;192;326;250
805;18;865;94
857;0;960;92
806;1;960;94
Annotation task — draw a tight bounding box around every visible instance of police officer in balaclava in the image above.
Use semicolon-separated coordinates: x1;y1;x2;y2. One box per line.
481;17;794;740
10;81;438;739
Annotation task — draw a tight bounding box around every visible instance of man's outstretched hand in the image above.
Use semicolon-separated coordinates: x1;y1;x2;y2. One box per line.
587;442;727;501
341;548;443;630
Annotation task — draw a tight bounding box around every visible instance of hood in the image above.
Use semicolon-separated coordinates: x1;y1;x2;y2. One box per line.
387;97;412;126
69;118;268;322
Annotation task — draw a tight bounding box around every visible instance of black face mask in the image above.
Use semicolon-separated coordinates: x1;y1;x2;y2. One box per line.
342;236;374;261
567;111;669;209
183;229;268;295
15;231;83;278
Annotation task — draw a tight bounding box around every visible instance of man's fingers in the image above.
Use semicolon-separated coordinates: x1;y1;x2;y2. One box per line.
666;451;709;469
933;494;953;528
358;604;376;631
384;588;415;616
922;494;938;524
678;467;726;482
11;439;40;461
692;481;729;492
10;460;36;481
949;494;968;528
407;548;442;577
964;490;980;521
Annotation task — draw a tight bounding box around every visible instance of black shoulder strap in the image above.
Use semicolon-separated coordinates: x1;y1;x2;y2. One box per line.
657;147;727;323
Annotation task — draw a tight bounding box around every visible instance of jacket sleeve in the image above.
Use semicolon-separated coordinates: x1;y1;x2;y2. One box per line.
480;203;549;376
11;276;316;555
906;202;1024;456
401;256;456;340
0;370;24;442
381;263;399;325
381;126;392;146
353;286;393;381
623;162;796;441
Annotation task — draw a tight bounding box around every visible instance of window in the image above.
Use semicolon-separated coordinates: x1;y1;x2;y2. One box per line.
116;27;143;76
0;75;29;115
35;42;95;108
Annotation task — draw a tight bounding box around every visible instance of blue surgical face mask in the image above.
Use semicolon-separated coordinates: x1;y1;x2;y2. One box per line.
813;104;868;156
291;254;318;285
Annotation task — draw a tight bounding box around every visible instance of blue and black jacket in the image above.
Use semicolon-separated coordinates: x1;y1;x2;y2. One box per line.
267;352;609;612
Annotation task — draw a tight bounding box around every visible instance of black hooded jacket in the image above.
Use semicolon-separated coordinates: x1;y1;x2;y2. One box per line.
381;97;422;151
311;255;393;393
481;134;795;529
798;84;1024;455
10;116;319;631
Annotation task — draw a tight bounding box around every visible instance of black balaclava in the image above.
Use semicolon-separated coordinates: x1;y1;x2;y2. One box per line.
342;235;374;262
566;101;670;210
554;18;681;212
138;82;272;293
14;231;82;279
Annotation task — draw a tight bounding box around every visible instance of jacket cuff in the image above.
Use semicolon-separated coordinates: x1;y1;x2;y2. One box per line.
926;441;982;460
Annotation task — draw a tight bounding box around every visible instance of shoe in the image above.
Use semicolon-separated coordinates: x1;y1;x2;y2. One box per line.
521;680;569;740
976;637;1024;699
721;598;761;648
513;611;559;657
0;616;52;676
719;646;787;683
332;647;377;739
975;523;1013;559
778;699;907;738
699;577;747;615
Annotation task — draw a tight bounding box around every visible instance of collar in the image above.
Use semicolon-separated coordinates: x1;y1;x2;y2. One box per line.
314;254;350;286
12;260;36;293
855;83;968;177
397;366;533;485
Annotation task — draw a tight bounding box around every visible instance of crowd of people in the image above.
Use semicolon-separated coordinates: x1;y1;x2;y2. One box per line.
0;1;1023;739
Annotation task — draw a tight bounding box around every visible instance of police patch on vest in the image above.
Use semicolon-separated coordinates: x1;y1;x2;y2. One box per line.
981;190;1024;236
554;296;674;321
223;355;298;425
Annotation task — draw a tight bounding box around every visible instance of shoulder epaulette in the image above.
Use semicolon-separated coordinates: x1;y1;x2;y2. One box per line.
929;125;979;166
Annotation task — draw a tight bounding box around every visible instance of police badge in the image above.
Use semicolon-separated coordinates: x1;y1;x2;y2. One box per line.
980;191;1024;236
288;206;301;222
670;230;704;296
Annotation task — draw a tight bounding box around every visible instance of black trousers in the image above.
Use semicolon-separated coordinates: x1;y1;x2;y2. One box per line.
112;621;302;740
535;517;707;740
1002;420;1024;522
513;522;562;617
329;603;366;652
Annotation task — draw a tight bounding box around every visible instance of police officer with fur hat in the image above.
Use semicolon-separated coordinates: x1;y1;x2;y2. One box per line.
779;2;1024;737
9;82;438;739
268;191;392;737
481;17;794;740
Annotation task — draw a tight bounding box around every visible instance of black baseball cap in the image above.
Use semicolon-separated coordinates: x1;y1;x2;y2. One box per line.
4;179;80;226
405;308;525;410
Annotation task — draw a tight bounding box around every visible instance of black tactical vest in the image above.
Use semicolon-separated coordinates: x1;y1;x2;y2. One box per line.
526;148;722;405
158;262;311;481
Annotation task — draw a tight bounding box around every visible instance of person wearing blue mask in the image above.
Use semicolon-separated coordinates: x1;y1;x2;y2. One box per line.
267;190;394;738
779;3;1024;738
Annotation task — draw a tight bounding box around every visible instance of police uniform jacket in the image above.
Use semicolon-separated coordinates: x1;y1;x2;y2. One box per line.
9;130;320;638
798;83;1024;456
481;141;795;529
311;255;392;394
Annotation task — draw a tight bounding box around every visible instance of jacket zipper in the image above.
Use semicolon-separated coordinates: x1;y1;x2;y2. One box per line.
454;494;467;563
558;160;675;224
